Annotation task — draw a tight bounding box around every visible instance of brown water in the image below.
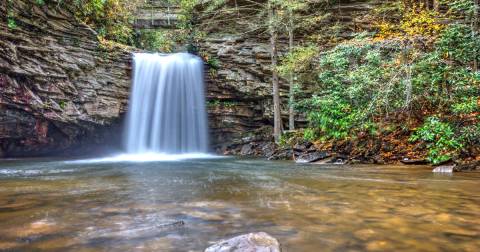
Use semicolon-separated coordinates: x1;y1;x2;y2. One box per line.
0;157;479;252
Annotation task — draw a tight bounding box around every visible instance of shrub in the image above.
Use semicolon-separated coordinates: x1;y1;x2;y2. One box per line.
410;117;462;164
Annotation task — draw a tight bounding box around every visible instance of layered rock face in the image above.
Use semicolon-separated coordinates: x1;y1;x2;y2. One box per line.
203;37;277;151
199;0;381;152
0;1;132;157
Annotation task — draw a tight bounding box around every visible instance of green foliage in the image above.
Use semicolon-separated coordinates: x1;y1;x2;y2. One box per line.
73;0;139;45
6;0;17;30
135;30;175;52
452;97;479;114
278;45;318;76
435;24;480;64
277;130;295;147
294;22;478;163
442;0;477;19
207;100;237;108
206;57;220;70
176;0;205;50
297;96;358;140
295;40;405;140
412;24;480;110
7;18;17;29
410;117;462;164
58;101;66;109
459;124;480;146
303;128;316;142
35;0;46;5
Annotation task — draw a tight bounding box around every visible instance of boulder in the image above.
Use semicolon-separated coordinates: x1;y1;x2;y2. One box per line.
432;165;458;173
267;148;293;160
293;141;313;152
240;144;255;156
205;232;280;252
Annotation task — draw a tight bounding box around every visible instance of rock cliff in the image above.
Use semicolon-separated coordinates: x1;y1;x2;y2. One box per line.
0;0;132;157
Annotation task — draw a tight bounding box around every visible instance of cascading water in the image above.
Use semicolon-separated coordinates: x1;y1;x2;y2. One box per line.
125;53;209;154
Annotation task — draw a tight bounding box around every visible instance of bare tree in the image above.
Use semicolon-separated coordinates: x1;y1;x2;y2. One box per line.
268;1;283;142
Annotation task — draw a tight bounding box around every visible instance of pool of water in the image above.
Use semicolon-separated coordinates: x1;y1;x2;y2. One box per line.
0;157;479;251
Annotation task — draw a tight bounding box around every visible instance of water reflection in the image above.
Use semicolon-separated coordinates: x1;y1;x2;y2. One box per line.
0;158;479;251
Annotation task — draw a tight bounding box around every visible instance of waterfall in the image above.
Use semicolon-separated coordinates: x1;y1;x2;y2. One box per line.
125;53;209;154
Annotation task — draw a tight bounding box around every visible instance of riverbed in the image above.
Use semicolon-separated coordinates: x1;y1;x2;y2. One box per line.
0;157;479;251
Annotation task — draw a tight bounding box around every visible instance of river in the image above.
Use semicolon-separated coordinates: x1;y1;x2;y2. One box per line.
0;157;479;251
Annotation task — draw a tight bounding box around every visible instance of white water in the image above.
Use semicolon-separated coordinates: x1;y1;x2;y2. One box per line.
125;53;209;155
65;153;224;164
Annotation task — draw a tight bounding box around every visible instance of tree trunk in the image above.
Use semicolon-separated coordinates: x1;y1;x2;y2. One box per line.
288;13;295;131
433;0;440;12
269;3;282;142
474;0;479;71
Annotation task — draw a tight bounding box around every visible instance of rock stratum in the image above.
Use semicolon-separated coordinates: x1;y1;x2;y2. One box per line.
0;0;132;157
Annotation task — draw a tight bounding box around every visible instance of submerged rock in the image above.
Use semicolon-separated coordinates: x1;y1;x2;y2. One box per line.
205;232;280;252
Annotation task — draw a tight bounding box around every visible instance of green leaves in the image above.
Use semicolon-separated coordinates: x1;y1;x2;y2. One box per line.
135;30;176;52
293;22;478;161
410;117;463;164
436;24;480;64
277;45;318;76
7;18;17;29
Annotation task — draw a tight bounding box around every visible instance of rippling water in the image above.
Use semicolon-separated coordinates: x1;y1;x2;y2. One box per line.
0;157;479;251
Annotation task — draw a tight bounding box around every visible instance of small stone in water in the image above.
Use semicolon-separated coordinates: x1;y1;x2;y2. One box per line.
205;232;280;252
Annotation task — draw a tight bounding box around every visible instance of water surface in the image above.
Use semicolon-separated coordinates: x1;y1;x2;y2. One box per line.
0;157;479;251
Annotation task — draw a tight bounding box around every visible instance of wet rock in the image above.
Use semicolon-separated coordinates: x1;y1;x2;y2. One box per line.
267;148;293;160
205;232;280;252
432;165;458;173
296;151;330;163
455;161;480;172
333;159;347;165
293;141;313;152
261;142;275;157
332;154;348;164
313;157;335;164
240;144;255;156
373;155;385;164
401;158;429;165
